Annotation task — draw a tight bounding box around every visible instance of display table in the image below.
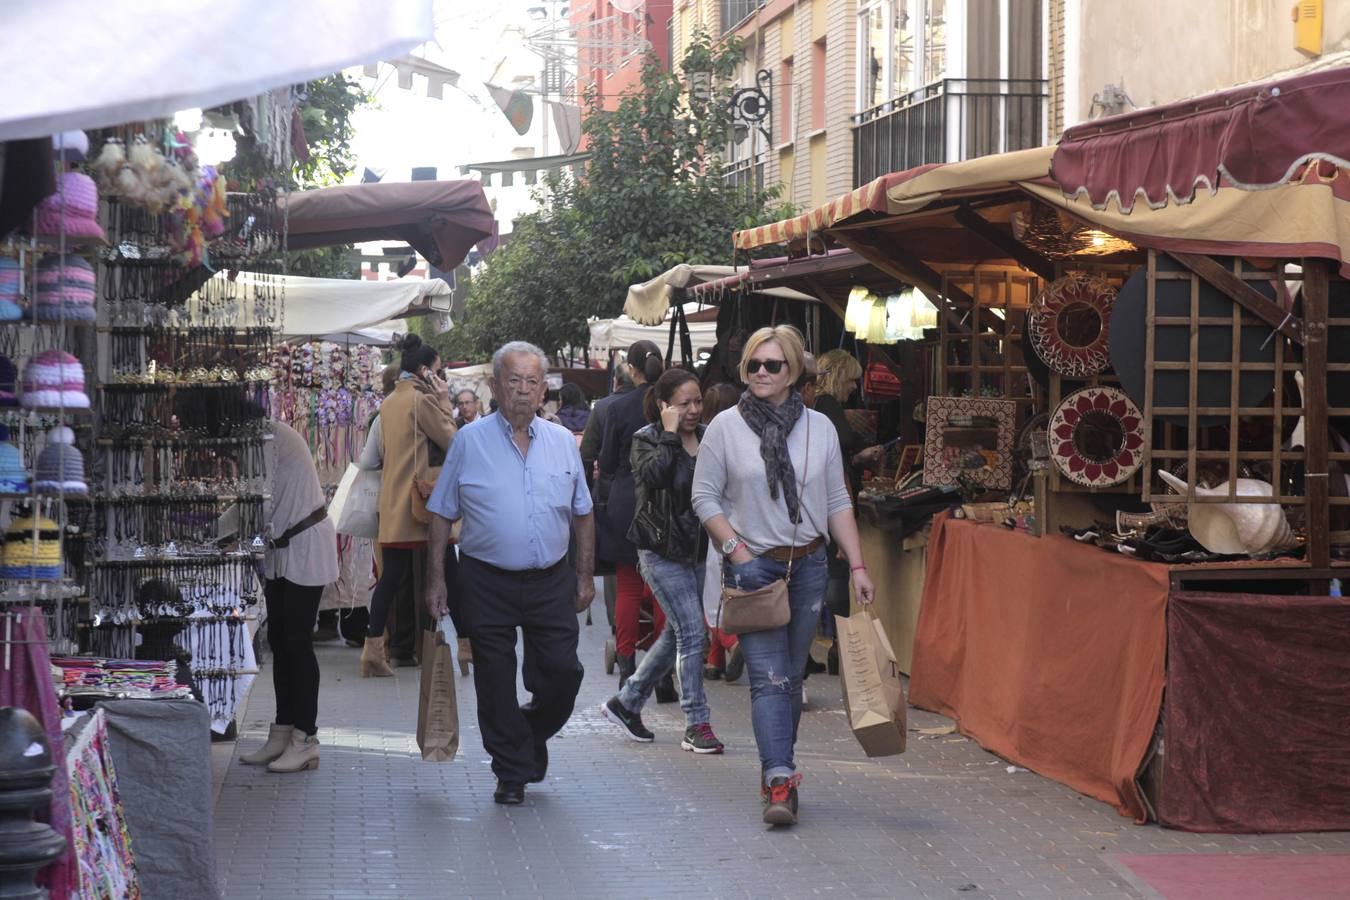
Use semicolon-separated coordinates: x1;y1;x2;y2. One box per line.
97;699;221;900
909;513;1168;821
855;519;928;674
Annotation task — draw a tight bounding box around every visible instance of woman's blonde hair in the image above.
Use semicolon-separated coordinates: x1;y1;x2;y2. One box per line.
739;325;807;386
815;349;863;402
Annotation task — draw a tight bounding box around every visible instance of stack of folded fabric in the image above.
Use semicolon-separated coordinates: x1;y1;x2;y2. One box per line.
0;356;18;407
1;513;63;580
50;657;191;699
0;426;30;494
0;257;23;320
33;170;106;243
34;254;96;322
21;349;89;409
34;426;85;494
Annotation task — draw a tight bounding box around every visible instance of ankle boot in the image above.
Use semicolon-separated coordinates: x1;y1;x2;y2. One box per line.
267;731;319;773
361;635;395;677
239;724;293;766
617;653;636;690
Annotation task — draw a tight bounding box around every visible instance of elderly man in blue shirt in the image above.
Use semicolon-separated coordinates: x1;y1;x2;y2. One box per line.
425;341;596;806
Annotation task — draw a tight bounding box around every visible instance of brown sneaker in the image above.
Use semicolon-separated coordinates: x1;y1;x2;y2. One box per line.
760;774;800;826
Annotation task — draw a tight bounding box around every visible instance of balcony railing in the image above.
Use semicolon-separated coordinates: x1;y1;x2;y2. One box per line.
720;0;765;34
724;152;766;200
852;78;1048;188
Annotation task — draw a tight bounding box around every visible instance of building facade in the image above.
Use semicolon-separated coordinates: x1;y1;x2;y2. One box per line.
672;0;1049;208
1054;0;1350;134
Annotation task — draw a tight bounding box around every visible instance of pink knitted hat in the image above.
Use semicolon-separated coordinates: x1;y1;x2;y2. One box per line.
35;172;106;243
21;349;89;410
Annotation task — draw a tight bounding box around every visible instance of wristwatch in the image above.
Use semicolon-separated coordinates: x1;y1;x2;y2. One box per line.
721;535;744;556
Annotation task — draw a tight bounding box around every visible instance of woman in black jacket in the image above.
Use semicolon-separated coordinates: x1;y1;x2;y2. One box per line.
600;367;724;754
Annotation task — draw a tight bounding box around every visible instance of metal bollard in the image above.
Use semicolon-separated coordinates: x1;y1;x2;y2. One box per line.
0;707;67;900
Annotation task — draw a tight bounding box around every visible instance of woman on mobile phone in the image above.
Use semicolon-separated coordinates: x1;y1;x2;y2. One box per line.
361;335;457;675
600;368;724;753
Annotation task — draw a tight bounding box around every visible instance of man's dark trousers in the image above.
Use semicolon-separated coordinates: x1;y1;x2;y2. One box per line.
460;554;584;784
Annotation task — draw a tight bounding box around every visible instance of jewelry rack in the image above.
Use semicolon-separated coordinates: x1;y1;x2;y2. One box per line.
82;124;284;729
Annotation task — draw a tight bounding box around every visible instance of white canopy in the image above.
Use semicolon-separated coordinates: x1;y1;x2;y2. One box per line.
0;0;433;141
188;272;450;339
589;303;719;355
624;263;816;326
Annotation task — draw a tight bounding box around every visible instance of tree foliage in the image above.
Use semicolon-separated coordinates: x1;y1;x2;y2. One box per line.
453;30;790;360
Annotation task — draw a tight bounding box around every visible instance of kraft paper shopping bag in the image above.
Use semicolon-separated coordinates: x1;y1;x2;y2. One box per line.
836;610;907;757
416;618;460;762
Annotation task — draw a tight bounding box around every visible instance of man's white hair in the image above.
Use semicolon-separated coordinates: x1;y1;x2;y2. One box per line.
492;341;549;382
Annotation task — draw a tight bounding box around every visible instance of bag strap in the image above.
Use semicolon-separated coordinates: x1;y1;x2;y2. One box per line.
719;408;813;594
783;410;810;581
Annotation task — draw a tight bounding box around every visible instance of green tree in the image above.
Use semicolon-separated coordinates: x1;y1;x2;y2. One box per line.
456;30;789;359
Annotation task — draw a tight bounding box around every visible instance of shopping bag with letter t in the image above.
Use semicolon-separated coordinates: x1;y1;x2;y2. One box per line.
416;618;460;762
331;463;380;539
835;610;907;757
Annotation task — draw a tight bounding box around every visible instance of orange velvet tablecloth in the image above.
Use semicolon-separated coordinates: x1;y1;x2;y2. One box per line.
909;513;1169;821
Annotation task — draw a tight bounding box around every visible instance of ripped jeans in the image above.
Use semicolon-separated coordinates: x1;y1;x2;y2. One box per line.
723;545;829;781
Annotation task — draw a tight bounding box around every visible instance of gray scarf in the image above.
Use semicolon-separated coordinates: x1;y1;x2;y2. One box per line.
737;388;805;523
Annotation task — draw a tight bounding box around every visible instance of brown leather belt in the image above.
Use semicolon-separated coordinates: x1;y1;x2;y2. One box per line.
269;506;328;550
763;536;824;563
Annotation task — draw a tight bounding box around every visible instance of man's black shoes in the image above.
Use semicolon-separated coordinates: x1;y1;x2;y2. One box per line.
494;780;525;805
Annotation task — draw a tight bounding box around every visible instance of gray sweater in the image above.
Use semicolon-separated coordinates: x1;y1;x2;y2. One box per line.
691;407;852;556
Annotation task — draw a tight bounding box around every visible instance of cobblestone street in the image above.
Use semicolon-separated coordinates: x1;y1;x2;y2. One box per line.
213;613;1350;900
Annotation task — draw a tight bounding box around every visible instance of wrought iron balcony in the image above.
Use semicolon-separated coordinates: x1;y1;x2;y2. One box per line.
852;78;1048;188
720;0;765;34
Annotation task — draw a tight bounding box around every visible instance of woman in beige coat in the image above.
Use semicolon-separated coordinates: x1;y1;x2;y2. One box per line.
360;335;457;675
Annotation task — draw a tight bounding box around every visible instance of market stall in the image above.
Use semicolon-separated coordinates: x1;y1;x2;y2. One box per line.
729;68;1350;832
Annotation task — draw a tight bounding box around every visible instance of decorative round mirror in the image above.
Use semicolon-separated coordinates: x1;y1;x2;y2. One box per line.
1049;386;1144;487
1027;272;1117;377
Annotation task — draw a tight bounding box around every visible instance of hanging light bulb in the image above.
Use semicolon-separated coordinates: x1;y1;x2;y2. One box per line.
866;298;892;343
883;288;937;342
845;286;872;334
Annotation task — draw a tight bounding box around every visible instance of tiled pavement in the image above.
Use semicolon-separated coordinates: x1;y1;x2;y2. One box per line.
213;609;1350;900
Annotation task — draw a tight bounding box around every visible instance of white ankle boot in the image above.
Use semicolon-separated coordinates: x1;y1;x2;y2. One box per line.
267;731;320;773
240;724;293;766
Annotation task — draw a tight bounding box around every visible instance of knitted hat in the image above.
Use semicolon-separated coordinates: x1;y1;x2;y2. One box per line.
0;426;29;495
35;171;105;243
34;426;85;495
21;350;89;410
1;514;63;580
0;356;17;407
0;258;21;321
34;255;95;322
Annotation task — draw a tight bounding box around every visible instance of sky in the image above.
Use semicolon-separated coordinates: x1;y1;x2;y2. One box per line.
347;0;571;183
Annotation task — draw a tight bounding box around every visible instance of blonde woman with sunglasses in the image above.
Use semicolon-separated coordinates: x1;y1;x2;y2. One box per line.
691;325;874;826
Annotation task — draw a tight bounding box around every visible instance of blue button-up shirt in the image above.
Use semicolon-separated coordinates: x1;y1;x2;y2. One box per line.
427;412;593;571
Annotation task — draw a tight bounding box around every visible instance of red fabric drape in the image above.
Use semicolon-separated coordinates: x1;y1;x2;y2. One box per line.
1160;590;1350;833
909;513;1169;821
0;608;74;897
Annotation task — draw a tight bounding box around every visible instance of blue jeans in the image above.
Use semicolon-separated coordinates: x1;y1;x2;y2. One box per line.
617;550;710;727
724;545;829;781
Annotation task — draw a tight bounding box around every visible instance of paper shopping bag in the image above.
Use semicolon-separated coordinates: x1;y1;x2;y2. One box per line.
332;463;380;539
835;610;907;757
416;618;460;762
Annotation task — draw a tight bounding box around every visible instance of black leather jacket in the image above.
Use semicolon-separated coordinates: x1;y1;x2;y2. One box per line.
626;422;706;562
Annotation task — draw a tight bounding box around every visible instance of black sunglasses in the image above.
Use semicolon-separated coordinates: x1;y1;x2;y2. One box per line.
746;358;786;374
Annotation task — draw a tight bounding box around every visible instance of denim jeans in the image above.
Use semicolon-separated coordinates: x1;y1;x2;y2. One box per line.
617;550;710;727
724;545;829;781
